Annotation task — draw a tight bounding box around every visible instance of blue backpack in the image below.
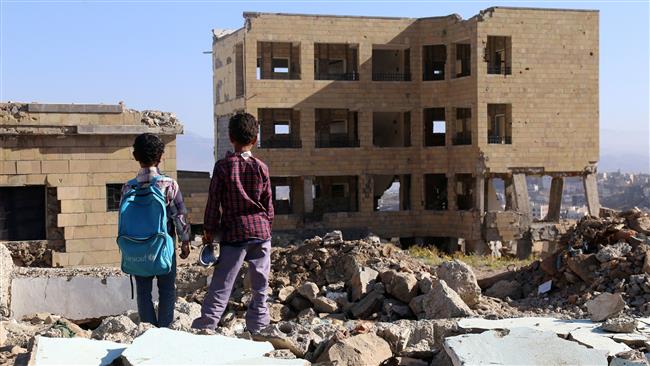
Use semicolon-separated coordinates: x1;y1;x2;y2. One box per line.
117;175;174;277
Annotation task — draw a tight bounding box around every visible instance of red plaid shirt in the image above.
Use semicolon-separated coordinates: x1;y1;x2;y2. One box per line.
204;150;274;243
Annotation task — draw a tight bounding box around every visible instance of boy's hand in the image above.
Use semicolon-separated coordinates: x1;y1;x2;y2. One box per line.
203;230;213;244
179;241;190;259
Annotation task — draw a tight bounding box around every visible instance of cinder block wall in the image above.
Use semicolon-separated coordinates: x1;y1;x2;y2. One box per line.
0;104;180;267
212;7;598;241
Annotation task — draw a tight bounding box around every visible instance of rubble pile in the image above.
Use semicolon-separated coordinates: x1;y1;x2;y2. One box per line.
139;110;180;127
0;103;28;122
483;208;650;317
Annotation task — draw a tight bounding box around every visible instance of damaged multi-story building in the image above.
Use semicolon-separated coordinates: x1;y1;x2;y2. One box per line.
212;7;600;254
0;103;182;266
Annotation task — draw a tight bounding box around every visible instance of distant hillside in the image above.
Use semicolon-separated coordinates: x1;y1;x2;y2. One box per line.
176;131;214;173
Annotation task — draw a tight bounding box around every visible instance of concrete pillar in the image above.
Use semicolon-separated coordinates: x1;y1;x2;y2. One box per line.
545;177;564;222
516;231;533;259
475;175;485;213
446;174;457;211
504;176;516;210
358;174;374;213
303;177;314;214
512;173;530;218
583;173;600;217
486;178;501;211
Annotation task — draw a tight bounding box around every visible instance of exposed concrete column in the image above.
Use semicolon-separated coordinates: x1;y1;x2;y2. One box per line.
358;174;374;213
358;109;373;148
299;108;315;150
512;173;530;218
545;177;564;222
303;176;314;214
583;173;600;217
475;174;485;213
504;176;516;210
486;178;501;211
301;41;314;81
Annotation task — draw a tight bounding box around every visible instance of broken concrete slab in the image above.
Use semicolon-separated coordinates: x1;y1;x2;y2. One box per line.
602;317;639;333
443;328;608;366
586;293;626;321
569;329;632;356
457;317;598;337
253;322;321;358
380;270;418;303
121;328;287;365
31;336;126;366
10;269;150;321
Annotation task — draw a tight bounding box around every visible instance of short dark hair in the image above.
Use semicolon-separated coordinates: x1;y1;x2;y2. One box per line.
133;133;165;166
229;113;258;145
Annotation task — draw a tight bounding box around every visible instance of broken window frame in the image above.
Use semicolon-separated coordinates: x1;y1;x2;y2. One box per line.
315;109;359;148
452;108;472;146
257;42;301;80
424;174;448;210
274;121;290;135
314;43;359;81
454;43;471;78
372;47;412;81
422;45;446;81
423;107;446;147
258;108;301;148
487;104;512;144
485;36;512;75
455;174;475;211
0;185;47;241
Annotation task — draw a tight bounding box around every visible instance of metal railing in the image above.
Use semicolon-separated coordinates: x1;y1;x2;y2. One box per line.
315;72;359;81
452;135;472;146
488;135;512;144
423;72;445;81
487;65;512;75
372;72;411;81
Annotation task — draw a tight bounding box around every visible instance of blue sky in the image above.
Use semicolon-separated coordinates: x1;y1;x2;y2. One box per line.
1;0;649;173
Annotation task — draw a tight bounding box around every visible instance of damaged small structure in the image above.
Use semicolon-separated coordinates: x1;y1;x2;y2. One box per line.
0;102;183;266
212;7;600;253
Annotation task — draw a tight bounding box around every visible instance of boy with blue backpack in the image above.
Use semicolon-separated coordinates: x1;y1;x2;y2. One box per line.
192;113;274;333
117;133;190;327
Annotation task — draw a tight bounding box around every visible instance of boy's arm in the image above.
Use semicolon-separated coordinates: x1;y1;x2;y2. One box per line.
260;166;274;225
168;181;191;243
203;163;223;239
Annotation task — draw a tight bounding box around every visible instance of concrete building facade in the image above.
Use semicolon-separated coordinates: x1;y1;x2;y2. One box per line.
212;7;600;253
0;103;182;266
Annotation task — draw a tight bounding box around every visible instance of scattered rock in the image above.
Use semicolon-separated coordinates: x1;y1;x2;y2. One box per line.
586;293;626;321
265;349;297;359
278;286;296;303
91;315;137;343
323;231;343;246
253;322;321;358
420;280;473;319
381;270;419;303
298;282;319;301
312;296;338;313
601;317;638;333
596;242;632;263
317;332;392;366
436;260;481;307
485;279;523;300
351;290;384;319
349;267;379;302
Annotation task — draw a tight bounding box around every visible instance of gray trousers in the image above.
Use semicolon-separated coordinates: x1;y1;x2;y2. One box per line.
191;238;271;332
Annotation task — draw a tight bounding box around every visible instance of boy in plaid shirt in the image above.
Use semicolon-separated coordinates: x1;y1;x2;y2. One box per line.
192;113;274;332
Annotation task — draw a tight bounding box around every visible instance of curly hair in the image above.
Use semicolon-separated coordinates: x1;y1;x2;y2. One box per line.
133;133;165;166
229;113;259;145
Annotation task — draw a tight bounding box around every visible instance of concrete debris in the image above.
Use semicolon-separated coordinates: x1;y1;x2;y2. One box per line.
297;282;320;301
569;328;632;356
120;328;307;365
316;332;392;366
375;320;437;358
350;267;379;301
418;280;474;319
444;327;608;366
596;242;633;263
435;260;482;307
381;270;418;303
31;336;126;366
484;279;522;300
602;316;639;333
586;293;626;321
139;110;180;127
457;317;598;337
253;322;322;357
311;296;338;313
278;286;296;303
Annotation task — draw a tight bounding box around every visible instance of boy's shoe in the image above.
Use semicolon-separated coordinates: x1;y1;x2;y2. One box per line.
199;244;217;267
